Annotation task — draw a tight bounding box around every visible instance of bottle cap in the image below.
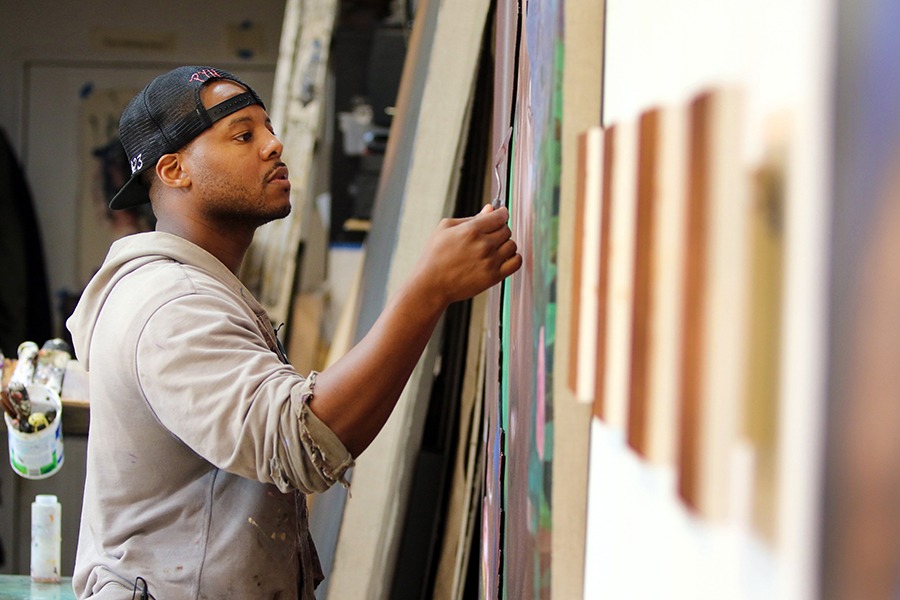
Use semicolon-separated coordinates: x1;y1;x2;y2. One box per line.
35;494;58;506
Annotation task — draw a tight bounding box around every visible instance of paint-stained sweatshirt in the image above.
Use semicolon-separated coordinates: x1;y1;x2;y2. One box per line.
67;231;354;599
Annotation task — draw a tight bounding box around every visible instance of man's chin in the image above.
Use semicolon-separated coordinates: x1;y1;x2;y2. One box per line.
274;202;292;220
264;201;291;223
255;203;292;228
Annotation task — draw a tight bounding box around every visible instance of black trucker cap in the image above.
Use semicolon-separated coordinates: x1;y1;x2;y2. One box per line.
109;66;265;210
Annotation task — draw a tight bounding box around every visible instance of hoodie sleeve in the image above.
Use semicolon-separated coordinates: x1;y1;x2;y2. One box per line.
134;287;354;494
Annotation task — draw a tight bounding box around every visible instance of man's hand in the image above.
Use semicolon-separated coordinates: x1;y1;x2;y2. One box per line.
412;204;523;308
310;204;522;456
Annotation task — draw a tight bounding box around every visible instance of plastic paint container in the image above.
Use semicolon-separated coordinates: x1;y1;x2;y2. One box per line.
31;494;62;582
4;384;64;480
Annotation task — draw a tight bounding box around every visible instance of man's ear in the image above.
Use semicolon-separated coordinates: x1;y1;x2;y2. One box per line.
156;153;190;189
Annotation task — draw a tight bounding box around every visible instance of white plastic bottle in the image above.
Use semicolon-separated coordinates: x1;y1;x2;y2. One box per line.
31;494;61;583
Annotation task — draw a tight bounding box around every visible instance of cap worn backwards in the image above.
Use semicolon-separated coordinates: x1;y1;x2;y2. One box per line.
109;66;265;211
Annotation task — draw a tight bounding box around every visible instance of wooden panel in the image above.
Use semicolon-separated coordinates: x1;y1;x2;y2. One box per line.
676;92;710;511
592;126;615;420
645;105;689;467
241;0;339;326
742;116;788;543
626;104;690;467
432;294;488;600
326;0;492;595
626;108;660;456
569;127;604;402
597;120;638;432
676;88;747;520
568;132;588;396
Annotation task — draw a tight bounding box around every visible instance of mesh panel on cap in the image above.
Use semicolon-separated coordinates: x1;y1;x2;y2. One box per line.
146;75;207;157
110;66;265;209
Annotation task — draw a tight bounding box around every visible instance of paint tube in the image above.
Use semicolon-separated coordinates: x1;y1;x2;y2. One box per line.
11;341;39;387
33;339;72;396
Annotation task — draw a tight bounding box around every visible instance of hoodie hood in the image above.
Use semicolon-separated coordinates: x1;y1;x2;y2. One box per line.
67;231;256;371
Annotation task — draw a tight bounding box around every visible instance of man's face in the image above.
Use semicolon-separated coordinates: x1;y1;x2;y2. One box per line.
179;80;292;226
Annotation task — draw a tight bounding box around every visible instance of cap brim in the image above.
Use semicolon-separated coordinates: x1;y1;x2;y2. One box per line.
108;172;151;210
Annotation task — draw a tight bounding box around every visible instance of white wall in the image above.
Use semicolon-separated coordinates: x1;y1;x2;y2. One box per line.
0;0;285;329
593;1;835;598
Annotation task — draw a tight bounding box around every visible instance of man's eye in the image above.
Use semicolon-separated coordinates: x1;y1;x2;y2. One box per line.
236;132;252;142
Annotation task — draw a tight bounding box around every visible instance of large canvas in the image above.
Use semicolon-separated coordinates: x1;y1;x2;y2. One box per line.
481;0;520;595
496;0;564;598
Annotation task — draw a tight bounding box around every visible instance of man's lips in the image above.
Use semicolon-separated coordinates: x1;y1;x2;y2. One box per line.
267;165;290;182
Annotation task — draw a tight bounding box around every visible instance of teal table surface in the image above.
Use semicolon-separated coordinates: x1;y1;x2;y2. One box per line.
0;576;75;600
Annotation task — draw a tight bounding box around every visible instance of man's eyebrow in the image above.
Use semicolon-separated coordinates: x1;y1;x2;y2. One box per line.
223;113;272;128
225;114;255;127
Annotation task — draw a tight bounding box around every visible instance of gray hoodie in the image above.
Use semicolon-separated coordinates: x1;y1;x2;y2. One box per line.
67;231;353;599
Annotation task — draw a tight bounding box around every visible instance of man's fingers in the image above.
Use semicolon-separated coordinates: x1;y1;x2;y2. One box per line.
440;205;508;232
496;238;518;261
470;205;510;232
483;223;513;249
498;250;523;278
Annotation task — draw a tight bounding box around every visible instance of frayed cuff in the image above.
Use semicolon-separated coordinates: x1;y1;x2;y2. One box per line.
297;371;354;488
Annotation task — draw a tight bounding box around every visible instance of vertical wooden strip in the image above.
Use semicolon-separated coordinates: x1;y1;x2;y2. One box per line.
568;132;589;396
571;127;604;402
676;87;746;519
645;105;688;468
599;120;638;433
743;116;788;543
626;109;659;456
677;92;710;511
593;125;615;420
699;87;746;520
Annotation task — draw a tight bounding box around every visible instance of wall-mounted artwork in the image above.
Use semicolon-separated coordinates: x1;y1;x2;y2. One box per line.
490;0;565;598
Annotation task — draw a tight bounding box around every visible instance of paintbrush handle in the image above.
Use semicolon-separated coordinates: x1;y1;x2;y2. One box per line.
0;387;16;420
8;382;32;432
